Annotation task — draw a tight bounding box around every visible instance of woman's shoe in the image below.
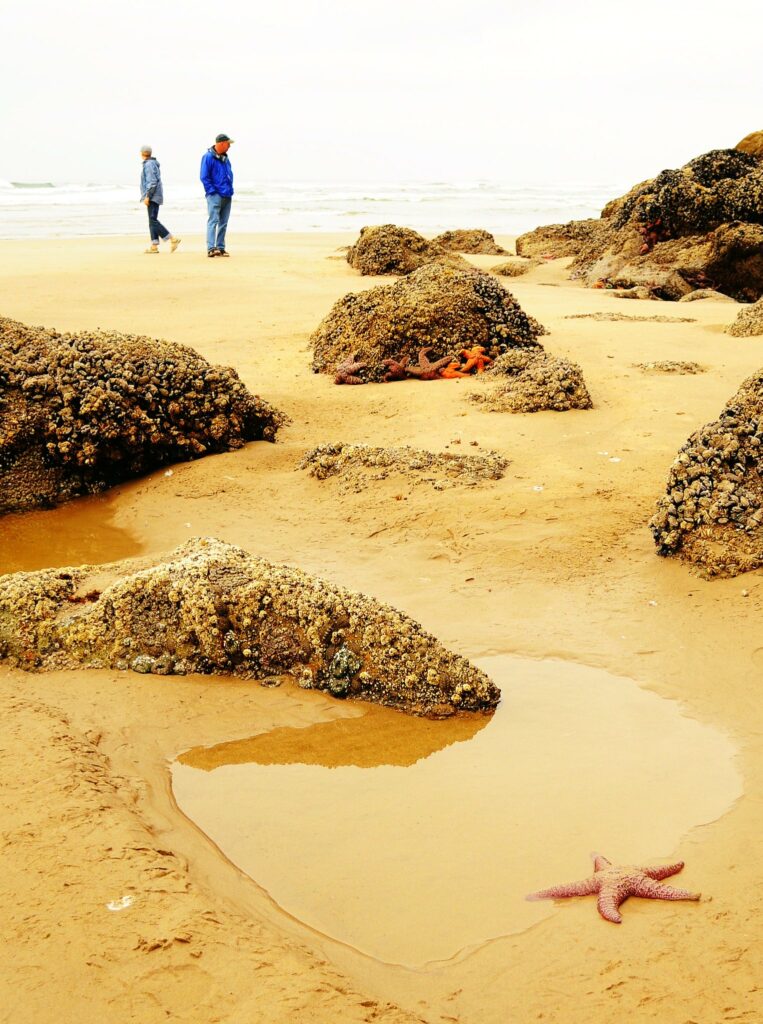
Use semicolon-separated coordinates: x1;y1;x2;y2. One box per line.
207;248;220;257
144;245;159;254
170;237;182;253
217;250;230;257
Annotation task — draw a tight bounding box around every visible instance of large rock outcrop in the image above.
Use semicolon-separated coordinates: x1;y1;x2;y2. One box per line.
0;317;285;515
346;225;467;276
516;147;763;301
432;229;507;255
650;369;763;576
0;537;500;717
311;263;546;381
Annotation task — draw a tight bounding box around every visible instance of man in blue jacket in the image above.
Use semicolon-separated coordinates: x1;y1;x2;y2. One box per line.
200;134;235;257
140;146;181;254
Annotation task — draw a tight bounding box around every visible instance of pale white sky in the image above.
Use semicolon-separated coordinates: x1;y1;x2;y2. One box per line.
1;0;760;185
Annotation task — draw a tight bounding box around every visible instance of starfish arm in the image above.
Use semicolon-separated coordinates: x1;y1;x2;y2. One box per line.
641;861;685;881
597;888;625;924
632;877;700;902
591;853;612;872
526;876;599;901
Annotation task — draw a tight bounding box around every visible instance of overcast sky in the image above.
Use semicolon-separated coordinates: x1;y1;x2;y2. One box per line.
1;0;759;186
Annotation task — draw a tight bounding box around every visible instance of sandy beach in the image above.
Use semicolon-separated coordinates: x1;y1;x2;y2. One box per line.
1;233;761;1022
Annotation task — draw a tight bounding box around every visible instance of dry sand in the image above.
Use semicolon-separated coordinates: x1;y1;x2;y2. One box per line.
0;235;761;1023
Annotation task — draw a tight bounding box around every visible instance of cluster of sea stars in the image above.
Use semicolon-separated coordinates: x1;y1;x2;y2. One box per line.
526;852;701;924
334;346;493;385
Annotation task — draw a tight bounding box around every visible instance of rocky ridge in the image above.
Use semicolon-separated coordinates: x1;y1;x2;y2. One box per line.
0;537;500;716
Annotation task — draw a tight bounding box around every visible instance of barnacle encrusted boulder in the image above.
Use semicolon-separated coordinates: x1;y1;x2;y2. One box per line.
516;147;763;301
0;537;500;717
299;442;509;492
0;317;285;515
650;369;763;576
726;297;763;336
491;259;538;277
432;229;506;255
515;219;606;261
735;130;763;159
469;350;592;413
346;225;467;276
311;263;547;381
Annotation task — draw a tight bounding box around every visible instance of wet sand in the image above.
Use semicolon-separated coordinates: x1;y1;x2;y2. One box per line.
1;234;762;1023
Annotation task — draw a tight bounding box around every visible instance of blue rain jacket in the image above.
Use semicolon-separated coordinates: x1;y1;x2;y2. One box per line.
200;147;234;197
140;157;164;205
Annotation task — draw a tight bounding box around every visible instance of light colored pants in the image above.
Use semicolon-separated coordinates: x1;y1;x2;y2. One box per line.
206;194;232;252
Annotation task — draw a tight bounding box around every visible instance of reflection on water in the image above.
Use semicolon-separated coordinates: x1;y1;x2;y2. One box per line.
0;494;143;574
180;703;490;771
172;656;743;967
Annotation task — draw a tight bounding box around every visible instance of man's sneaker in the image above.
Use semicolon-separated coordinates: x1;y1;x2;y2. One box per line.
207;248;219;257
144;245;159;254
170;237;182;253
217;250;230;257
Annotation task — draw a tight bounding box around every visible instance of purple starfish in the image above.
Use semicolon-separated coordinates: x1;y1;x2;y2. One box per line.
405;346;454;380
334;352;368;385
526;852;701;923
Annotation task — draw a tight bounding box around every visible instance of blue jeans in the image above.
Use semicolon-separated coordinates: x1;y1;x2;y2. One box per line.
206;194;232;252
147;201;170;244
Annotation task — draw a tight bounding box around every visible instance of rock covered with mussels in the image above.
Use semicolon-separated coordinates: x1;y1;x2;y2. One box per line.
0;316;285;515
516;144;763;301
311;263;546;381
346;225;468;276
431;229;507;255
650;368;763;576
0;537;500;716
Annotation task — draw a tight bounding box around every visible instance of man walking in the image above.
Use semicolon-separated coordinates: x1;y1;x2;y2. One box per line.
200;134;234;257
140;146;181;254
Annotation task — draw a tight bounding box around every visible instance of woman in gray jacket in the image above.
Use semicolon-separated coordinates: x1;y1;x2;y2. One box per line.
140;146;181;254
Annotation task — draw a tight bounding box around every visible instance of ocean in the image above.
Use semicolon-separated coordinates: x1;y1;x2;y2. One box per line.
0;179;622;239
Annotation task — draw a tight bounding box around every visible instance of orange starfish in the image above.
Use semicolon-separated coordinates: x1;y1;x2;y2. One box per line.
439;361;470;379
526;852;701;924
459;346;493;373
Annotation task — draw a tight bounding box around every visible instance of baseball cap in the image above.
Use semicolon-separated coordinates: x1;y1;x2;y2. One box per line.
215;133;234;143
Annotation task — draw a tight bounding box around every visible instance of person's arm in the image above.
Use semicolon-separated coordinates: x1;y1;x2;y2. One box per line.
200;153;215;195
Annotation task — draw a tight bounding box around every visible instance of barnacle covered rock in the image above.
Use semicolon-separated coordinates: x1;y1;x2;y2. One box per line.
490;259;538;277
299;442;509;492
516;146;763;301
346;225;467;276
469;350;592;413
650;368;763;576
735;130;763;159
432;229;507;255
726;297;763;337
311;263;546;380
0;537;500;717
0;317;285;515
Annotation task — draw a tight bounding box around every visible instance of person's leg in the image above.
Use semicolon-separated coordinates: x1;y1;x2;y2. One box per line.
215;196;232;252
206;194;221;253
153;206;171;243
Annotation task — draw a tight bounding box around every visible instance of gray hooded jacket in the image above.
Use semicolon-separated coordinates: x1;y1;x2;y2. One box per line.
140;157;164;205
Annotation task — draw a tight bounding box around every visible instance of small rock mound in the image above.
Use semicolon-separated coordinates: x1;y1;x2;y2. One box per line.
346;225;467;276
650;368;763;576
432;229;506;255
469;350;592;413
565;312;696;323
726;298;763;337
735;130;763;159
516;146;763;301
311;263;547;381
491;260;538;277
679;288;735;302
0;317;285;516
634;360;705;374
0;537;500;716
299;442;509;492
